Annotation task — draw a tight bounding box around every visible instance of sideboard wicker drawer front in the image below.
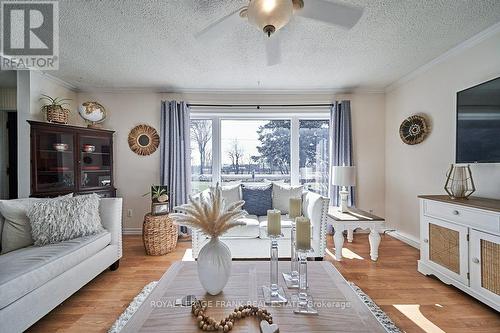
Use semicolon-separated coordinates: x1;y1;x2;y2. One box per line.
469;229;500;305
423;200;500;234
429;223;460;274
418;196;500;312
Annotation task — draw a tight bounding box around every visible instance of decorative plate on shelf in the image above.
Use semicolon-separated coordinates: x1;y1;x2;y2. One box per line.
399;115;429;145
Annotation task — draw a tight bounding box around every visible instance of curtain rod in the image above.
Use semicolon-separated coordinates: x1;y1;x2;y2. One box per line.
187;103;334;108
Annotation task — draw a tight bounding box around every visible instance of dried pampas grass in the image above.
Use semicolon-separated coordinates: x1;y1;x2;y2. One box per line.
171;185;246;238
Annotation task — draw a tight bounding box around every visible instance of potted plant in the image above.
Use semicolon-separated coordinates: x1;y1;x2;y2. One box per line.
143;185;169;215
40;94;72;124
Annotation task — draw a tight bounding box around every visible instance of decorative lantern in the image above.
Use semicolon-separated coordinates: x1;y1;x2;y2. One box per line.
444;164;475;199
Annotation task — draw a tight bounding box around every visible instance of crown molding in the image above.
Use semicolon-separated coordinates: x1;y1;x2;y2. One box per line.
385;21;500;93
35;71;79;92
74;86;385;95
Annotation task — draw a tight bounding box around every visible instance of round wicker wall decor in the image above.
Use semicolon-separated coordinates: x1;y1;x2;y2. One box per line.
399;115;429;145
128;124;160;156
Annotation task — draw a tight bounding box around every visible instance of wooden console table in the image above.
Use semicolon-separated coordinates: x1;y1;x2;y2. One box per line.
327;207;385;261
120;261;388;332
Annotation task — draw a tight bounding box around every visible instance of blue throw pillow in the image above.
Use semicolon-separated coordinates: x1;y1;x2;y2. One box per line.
241;184;273;216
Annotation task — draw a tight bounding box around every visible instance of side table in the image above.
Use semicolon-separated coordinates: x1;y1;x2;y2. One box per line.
327;207;385;261
143;213;178;255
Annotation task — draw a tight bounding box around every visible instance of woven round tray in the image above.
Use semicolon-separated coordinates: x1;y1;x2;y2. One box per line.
143;213;178;256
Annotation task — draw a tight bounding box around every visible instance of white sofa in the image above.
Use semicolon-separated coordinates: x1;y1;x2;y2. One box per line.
192;190;329;260
0;198;123;333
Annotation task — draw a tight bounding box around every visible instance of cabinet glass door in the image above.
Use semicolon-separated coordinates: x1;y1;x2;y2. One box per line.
470;230;500;304
34;130;75;193
78;135;112;190
422;216;469;285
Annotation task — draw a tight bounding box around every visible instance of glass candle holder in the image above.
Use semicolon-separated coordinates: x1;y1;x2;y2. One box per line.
282;219;299;288
262;234;288;304
293;249;318;315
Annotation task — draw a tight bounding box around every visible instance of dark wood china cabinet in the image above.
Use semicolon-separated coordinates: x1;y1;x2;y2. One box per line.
29;121;116;198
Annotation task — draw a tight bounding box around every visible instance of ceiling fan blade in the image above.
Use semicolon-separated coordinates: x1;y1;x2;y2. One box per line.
194;7;245;40
297;0;363;29
265;34;281;66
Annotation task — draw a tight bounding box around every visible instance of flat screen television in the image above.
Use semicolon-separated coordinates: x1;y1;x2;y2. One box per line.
456;77;500;163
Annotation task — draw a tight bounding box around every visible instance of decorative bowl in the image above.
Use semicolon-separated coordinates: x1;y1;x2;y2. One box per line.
82;144;96;152
53;143;68;152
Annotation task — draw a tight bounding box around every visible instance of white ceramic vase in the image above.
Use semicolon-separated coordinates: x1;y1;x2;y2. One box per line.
197;237;232;295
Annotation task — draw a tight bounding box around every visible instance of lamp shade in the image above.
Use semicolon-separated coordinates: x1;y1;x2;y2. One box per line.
332;166;356;186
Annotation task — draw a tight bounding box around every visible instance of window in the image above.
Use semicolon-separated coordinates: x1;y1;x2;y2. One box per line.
190;119;212;193
221;120;291;185
190;112;330;193
299;120;329;195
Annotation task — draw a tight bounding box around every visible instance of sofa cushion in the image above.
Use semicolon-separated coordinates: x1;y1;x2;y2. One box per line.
241;184;272;216
0;198;39;254
28;194;103;246
258;215;313;239
221;184;241;205
221;215;260;239
272;183;303;215
0;231;111;310
0;195;73;254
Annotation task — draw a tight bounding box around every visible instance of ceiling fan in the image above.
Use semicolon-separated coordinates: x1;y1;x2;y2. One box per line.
195;0;364;66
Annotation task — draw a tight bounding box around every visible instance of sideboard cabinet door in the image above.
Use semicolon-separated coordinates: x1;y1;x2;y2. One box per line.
422;216;469;285
469;229;500;304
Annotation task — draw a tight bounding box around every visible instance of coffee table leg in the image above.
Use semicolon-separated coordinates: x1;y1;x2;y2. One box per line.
368;229;381;261
347;229;354;243
334;229;344;261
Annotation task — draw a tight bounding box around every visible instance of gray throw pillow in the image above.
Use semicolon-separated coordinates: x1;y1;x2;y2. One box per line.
28;193;104;246
241;184;273;216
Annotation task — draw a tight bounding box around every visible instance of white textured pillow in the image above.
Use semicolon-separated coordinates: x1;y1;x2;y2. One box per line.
221;184;241;205
28;194;104;246
272;183;303;214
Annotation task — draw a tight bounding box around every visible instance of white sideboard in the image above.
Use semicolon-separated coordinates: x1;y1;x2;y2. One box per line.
418;195;500;311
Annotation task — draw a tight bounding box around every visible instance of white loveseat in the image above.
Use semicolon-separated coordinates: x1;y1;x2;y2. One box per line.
191;187;329;260
0;198;123;333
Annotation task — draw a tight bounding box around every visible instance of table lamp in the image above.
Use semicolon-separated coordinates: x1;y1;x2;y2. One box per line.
332;166;356;213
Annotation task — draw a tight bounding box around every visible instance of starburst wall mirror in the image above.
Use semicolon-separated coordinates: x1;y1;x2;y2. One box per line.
128;124;160;156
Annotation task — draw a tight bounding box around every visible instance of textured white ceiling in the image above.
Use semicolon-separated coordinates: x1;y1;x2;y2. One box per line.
51;0;500;91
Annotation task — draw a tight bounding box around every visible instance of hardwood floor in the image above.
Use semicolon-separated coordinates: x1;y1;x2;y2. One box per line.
27;234;500;333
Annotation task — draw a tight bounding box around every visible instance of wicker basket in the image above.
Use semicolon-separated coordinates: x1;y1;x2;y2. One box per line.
44;105;69;124
143;213;178;255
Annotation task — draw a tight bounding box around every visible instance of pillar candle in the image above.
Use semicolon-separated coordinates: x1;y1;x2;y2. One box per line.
267;209;281;236
295;216;311;250
289;197;302;219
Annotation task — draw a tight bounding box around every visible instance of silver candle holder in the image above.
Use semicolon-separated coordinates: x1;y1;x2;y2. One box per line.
262;234;288;305
292;248;318;315
282;219;299;288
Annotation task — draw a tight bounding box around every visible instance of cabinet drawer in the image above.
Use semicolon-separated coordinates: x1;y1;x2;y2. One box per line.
424;200;500;234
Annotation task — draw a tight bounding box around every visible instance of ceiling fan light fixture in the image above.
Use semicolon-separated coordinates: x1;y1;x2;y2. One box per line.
247;0;293;35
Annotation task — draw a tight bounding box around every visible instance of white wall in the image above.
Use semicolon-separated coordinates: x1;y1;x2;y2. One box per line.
76;92;162;230
385;29;500;241
75;91;385;230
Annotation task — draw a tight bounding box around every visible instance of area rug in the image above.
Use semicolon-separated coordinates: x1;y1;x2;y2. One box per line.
109;281;401;333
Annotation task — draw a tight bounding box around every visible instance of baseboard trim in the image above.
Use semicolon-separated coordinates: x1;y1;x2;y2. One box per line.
122;228;142;235
386;230;420;249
